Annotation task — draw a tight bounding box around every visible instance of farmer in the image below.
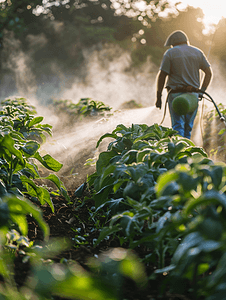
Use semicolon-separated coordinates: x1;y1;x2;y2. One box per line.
155;30;212;139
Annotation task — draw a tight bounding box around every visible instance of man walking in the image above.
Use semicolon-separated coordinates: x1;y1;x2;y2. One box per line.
155;30;212;139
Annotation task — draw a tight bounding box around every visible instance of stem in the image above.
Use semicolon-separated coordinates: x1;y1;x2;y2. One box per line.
192;262;199;300
8;157;18;187
8;155;14;186
159;240;165;269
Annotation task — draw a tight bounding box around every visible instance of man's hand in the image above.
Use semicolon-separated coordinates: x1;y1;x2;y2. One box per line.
155;91;162;109
198;92;204;100
198;87;206;101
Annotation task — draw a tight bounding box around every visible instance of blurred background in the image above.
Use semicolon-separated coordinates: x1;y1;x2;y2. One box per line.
1;0;226;108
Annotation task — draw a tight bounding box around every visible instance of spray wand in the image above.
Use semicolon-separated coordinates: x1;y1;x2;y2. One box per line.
201;90;226;125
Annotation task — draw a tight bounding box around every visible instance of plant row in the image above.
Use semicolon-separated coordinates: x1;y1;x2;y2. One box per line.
83;122;226;299
0;98;145;300
52;98;112;118
1;97;226;300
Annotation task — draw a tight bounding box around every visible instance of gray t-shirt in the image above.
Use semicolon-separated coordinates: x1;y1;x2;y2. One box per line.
160;44;210;90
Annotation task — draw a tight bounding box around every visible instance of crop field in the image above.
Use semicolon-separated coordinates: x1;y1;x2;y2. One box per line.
0;97;226;300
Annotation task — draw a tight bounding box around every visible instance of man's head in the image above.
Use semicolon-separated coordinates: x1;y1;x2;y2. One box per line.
164;30;189;47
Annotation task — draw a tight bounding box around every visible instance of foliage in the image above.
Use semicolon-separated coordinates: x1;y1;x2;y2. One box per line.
0;97;69;212
155;160;226;299
131;44;165;67
0;194;49;240
72;122;226;298
0;96;147;300
2;100;226;299
53;98;112;117
128;6;209;66
0;0;214;80
0;0;43;40
203;102;226;161
0;234;145;300
211;18;226;63
0;0;171;40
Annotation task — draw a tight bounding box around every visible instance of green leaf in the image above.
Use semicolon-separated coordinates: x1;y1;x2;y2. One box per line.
199;240;221;252
186;146;208;157
0;180;7;197
34;153;63;172
168;142;175;156
96;133;118;148
1;135;24;164
137;149;151;162
178;172;200;192
20;175;44;204
44;174;61;189
174;142;186;154
113;180;124;193
42;188;54;212
21;141;40;157
24;162;40;178
121;149;137;164
218;128;225;135
113;123;130;134
10;214;28;236
197;263;210;275
99;164;116;188
94;184;113;208
123;182;141;200
22;175;55;211
119;253;147;288
94;226;121;247
0;201;10;226
121;215;135;236
155;170;179;197
156;211;171;233
155;264;176;274
96;150;117;175
6;195;49;240
27;116;44;127
60;187;70;203
210;166;223;189
127;163;149;182
185;190;226;214
208;253;226;288
74;182;87;197
199;218;223;240
172;232;203;263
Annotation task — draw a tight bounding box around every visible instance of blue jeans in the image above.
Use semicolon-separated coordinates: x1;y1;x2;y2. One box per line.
168;92;198;139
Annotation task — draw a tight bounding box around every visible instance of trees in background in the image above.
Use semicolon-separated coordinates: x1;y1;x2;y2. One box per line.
209;18;226;63
0;0;223;83
130;5;211;67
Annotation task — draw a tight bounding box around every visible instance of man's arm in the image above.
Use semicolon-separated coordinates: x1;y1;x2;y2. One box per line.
155;70;168;109
200;66;212;92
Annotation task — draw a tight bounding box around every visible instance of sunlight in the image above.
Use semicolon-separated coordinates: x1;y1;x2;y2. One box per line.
170;0;226;32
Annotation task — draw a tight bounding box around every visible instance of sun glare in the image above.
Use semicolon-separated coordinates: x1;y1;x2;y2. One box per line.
170;0;226;32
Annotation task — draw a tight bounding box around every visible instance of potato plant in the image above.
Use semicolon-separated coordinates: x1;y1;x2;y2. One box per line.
2;97;226;299
53;97;112;118
0;98;146;300
79;122;226;299
0;97;70;212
